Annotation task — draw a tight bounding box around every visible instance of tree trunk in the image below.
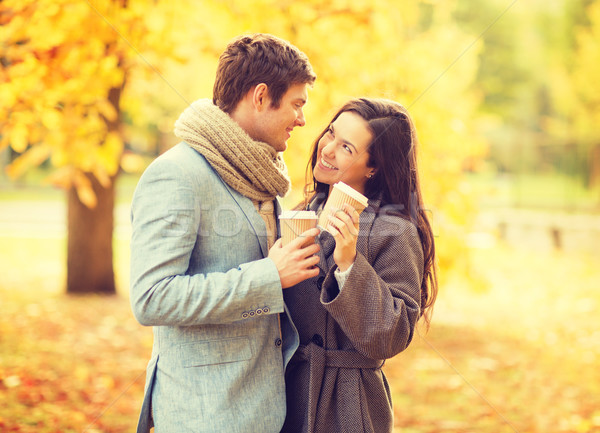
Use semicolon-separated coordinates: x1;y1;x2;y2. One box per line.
66;82;122;295
66;173;117;294
589;144;600;189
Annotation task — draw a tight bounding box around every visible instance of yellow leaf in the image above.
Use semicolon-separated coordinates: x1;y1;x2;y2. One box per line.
97;132;124;175
0;134;9;151
120;151;146;174
44;166;74;189
97;98;118;123
73;364;91;382
92;166;111;189
74;171;97;209
9;123;28;153
41;108;62;130
5;144;51;179
98;374;115;390
50;147;69;167
0;84;17;111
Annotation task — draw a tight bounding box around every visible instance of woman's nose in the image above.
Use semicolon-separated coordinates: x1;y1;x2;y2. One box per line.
321;140;336;157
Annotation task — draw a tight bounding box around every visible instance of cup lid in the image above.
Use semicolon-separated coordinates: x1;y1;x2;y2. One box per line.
279;210;318;219
333;182;369;206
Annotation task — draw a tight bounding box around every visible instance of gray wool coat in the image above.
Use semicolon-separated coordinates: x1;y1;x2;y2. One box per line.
281;197;424;433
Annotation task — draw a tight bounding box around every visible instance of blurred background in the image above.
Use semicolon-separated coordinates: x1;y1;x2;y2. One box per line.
1;0;599;432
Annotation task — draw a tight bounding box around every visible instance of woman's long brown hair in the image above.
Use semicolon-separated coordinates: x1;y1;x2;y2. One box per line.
305;98;438;329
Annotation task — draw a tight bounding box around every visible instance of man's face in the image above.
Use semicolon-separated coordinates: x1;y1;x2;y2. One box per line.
253;83;308;152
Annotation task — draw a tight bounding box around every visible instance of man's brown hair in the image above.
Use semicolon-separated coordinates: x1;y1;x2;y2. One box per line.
213;33;316;113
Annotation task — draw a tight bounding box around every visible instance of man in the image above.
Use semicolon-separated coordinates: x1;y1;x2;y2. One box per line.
130;34;319;433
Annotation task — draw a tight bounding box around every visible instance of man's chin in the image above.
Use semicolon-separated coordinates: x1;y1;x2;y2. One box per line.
274;142;288;152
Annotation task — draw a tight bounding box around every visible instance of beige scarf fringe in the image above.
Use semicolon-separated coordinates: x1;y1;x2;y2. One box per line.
174;99;291;201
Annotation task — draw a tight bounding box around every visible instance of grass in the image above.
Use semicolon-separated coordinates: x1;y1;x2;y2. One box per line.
1;231;599;432
387;245;600;433
1;170;599;432
465;171;600;212
0;171;139;204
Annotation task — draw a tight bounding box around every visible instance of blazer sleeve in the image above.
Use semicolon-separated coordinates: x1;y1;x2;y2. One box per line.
320;217;423;359
129;157;284;327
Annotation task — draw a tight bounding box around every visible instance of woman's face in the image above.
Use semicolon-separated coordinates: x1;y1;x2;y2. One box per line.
313;111;375;195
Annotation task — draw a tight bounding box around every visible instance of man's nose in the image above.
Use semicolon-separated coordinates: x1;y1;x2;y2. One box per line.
296;110;306;127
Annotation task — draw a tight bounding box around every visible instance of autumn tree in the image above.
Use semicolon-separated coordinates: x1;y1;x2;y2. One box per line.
454;0;600;202
190;0;485;274
2;0;486;294
571;0;600;190
0;0;189;293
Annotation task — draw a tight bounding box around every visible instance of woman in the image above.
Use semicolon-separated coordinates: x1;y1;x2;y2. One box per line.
281;98;438;433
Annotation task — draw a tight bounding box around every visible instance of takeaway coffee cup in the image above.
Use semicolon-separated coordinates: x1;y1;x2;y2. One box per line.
318;181;369;230
279;210;319;246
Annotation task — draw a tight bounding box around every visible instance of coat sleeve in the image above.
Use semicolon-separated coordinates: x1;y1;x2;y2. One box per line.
320;217;423;359
129;157;283;327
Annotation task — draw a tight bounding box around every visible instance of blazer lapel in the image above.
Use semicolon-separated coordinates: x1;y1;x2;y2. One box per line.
216;177;269;257
275;198;282;238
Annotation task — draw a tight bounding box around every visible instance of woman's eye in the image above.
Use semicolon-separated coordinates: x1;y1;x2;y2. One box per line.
343;144;352;154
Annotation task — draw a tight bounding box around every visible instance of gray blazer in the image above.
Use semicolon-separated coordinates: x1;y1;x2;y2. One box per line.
130;142;299;433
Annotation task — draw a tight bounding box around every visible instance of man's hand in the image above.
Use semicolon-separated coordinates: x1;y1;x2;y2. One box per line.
268;227;321;288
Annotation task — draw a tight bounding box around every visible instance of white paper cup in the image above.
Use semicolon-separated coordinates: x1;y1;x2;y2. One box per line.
318;182;369;230
279;210;318;246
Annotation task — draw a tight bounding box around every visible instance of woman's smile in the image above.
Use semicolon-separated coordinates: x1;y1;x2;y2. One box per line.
318;157;337;171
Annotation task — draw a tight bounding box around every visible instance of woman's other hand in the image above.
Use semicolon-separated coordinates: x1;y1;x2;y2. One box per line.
327;203;360;272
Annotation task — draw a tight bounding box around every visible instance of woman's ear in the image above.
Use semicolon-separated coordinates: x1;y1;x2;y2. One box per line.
367;168;377;178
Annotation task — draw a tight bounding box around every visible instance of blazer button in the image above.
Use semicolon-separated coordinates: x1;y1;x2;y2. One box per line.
316;276;325;291
255;308;263;315
242;312;249;319
249;310;255;317
263;306;270;314
275;338;282;347
312;334;324;347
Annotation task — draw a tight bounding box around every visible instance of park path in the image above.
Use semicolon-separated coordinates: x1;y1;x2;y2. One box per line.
1;198;599;255
471;207;600;255
0;200;131;240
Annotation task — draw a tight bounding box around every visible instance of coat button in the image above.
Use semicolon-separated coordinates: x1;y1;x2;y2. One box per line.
316;276;325;290
312;334;324;347
255;308;263;315
275;338;282;347
263;306;270;314
241;312;249;319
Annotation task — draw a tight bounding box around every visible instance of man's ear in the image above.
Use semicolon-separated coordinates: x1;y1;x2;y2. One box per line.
252;83;269;111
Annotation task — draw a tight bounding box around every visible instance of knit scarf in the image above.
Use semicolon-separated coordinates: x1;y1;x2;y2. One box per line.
173;99;291;201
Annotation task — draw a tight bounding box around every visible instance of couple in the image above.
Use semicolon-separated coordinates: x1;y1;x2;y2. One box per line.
129;33;437;433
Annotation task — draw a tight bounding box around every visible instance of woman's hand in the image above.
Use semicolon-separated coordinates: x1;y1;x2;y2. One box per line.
327;203;360;272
